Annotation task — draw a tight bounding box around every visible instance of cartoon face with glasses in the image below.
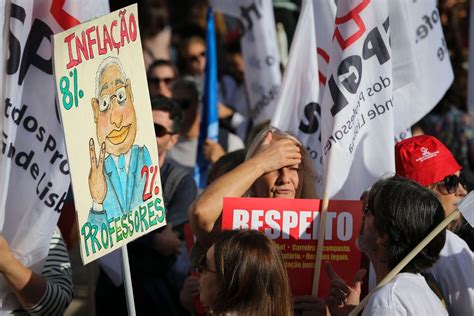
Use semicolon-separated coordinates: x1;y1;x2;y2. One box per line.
91;57;137;156
87;57;151;224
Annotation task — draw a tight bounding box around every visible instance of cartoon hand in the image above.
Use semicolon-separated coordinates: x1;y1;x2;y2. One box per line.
88;138;107;204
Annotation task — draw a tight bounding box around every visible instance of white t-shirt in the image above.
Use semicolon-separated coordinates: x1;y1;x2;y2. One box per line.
363;273;447;316
428;230;474;316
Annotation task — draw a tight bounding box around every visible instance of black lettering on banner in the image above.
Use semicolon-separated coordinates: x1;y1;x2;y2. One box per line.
329;55;362;116
7;3;26;75
416;9;440;43
299;102;321;134
2;98;70;212
239;2;262;34
339;55;362;93
19;19;53;85
362;27;390;65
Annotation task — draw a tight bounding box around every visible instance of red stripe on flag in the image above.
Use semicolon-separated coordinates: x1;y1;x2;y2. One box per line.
333;0;371;49
50;0;80;30
317;48;330;63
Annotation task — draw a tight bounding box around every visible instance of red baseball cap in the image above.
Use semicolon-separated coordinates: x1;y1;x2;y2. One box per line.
395;135;461;186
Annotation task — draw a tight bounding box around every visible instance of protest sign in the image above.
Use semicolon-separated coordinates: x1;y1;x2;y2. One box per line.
210;0;281;125
53;4;165;264
222;197;366;297
1;0;108;310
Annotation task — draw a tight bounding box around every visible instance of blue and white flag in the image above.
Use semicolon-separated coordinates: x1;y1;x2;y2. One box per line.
195;7;219;188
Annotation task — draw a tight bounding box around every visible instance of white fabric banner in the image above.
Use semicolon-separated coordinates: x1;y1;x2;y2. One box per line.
0;1;10;231
321;0;395;199
210;0;281;125
392;0;453;132
271;0;335;195
468;0;474;113
0;0;108;310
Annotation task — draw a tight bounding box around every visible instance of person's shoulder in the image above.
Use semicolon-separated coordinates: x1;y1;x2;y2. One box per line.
442;230;473;257
163;159;195;185
226;132;244;151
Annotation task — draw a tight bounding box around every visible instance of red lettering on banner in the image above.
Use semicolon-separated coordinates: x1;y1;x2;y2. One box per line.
333;0;371;50
317;48;330;85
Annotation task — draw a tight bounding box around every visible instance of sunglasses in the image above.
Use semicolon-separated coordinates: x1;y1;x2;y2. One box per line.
188;51;206;63
148;77;175;86
196;255;216;274
154;123;175;137
436;173;467;195
175;99;193;110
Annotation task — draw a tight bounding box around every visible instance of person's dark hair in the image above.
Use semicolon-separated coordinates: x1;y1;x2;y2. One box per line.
150;95;183;133
225;40;242;55
138;0;169;38
207;149;247;185
367;176;446;273
171;78;200;106
211;230;292;316
146;59;178;78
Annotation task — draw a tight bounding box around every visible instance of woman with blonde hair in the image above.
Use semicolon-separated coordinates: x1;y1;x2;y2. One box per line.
189;126;317;252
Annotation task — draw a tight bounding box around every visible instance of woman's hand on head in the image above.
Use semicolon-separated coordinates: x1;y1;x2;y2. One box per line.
253;132;302;174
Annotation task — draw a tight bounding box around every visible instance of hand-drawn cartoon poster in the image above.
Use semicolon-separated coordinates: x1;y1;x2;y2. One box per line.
53;4;166;264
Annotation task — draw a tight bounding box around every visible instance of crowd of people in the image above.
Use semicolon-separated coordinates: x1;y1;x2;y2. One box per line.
1;0;474;315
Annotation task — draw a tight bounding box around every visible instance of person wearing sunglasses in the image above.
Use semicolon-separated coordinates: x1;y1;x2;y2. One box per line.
167;79;244;173
147;59;177;98
196;229;292;316
395;135;474;315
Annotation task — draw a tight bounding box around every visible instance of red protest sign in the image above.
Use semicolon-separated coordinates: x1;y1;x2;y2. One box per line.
222;197;368;297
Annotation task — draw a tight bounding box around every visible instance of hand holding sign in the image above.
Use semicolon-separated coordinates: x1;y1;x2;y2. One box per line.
253;131;302;174
88;138;107;204
325;263;366;316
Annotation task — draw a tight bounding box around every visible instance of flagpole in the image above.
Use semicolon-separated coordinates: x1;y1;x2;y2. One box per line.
121;246;136;316
349;209;460;316
312;192;330;295
312;144;335;295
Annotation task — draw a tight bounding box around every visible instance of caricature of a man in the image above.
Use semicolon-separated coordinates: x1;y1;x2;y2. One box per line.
87;56;151;227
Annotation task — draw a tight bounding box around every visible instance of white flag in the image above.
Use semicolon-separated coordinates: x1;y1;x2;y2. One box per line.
271;0;336;194
392;0;453;132
321;0;395;199
210;0;281;125
0;0;108;310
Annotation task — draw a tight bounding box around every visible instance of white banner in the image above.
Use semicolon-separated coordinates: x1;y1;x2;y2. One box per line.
210;0;281;125
0;0;108;310
271;0;336;195
392;0;453;132
321;0;395;199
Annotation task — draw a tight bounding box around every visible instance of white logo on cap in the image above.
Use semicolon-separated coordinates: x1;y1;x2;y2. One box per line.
415;147;439;162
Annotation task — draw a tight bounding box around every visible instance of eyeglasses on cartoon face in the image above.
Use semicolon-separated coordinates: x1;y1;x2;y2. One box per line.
98;85;128;112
